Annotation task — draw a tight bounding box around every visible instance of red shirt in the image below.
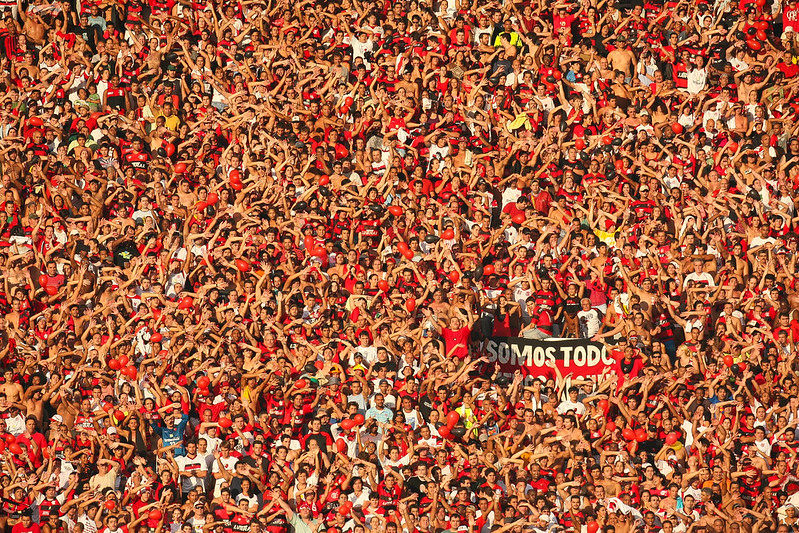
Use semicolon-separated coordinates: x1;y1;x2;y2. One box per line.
553;13;575;35
12;523;40;533
441;326;471;359
784;4;799;29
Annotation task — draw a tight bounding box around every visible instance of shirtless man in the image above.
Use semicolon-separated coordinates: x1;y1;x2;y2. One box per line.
16;0;46;45
591;56;615;84
596;465;623;498
5;297;26;334
0;369;23;404
177;179;198;208
734;69;772;103
0;174;21;206
620;266;657;317
23;374;58;422
15;53;39;80
608;37;636;81
395;69;419;99
61;396;101;434
0;144;25;183
308;46;332;72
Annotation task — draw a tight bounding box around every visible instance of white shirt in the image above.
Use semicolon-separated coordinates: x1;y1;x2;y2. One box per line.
348;393;368;413
473;27;492;45
429;143;450;160
680;486;702;503
683;271;715;288
684;318;704;334
6;412;25;436
577;308;602;338
381;454;410;470
197;449;215;472
686;67;707;94
751;235;777;248
166;271;187;298
400;408;422;429
211;455;239;497
175;454;207;493
351;346;377;366
131;208;158;224
729;57;749;71
755;437;772;457
513;285;533;316
66;71;90;103
557;400;586;416
702;108;721;130
349;488;372;508
187;516;207;533
369;392;397;411
78;513;99;533
236;493;258;508
199;434;222;454
501;187;522;209
533;95;555;120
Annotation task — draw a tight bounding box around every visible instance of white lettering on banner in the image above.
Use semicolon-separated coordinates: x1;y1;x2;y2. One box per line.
486;340;557;367
563;346;573;366
486;339;612;369
487;339;499;361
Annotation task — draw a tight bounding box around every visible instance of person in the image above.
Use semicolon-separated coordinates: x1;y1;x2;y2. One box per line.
172;440;208;497
0;0;798;529
365;394;393;431
434;312;474;359
577;298;603;339
272;497;318;533
556;387;586;417
12;512;40;533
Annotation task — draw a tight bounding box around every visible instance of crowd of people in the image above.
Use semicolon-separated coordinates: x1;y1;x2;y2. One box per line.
1;0;799;530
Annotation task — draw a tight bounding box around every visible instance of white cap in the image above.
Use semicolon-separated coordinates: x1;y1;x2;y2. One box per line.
51;414;63;423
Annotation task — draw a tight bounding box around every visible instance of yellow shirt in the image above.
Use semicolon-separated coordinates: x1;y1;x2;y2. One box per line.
157;112;180;131
594;229;617;248
456;405;475;429
493;31;522;48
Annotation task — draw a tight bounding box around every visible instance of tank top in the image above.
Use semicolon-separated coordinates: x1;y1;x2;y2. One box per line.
564;296;581;317
492;313;513;337
620;358;635;374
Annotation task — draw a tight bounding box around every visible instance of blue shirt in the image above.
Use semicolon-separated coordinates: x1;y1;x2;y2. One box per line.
153;413;189;456
365;406;393;429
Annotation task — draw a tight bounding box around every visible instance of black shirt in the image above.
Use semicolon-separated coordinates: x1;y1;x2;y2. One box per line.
113;239;140;267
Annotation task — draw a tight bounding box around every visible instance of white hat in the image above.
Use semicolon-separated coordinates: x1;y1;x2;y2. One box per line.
51;414;63;423
783;26;795;39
